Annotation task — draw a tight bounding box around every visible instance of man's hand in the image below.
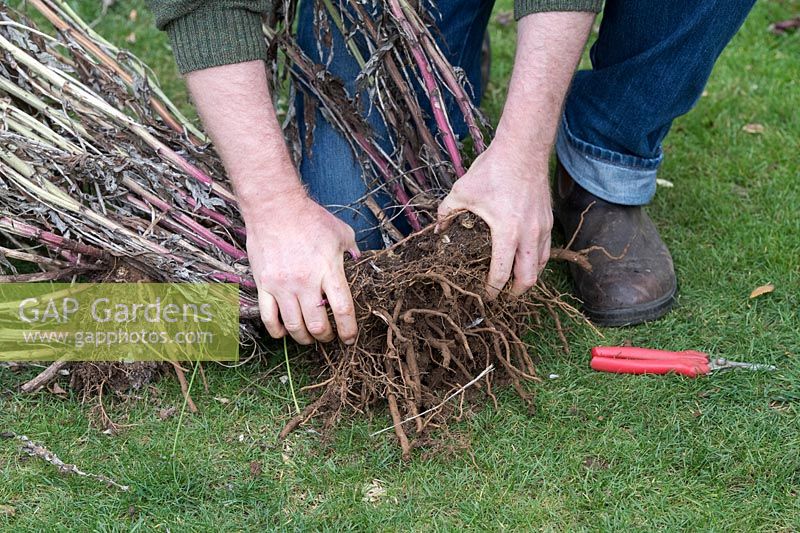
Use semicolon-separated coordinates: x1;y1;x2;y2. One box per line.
438;145;552;298
439;11;595;298
246;191;358;345
185;61;359;344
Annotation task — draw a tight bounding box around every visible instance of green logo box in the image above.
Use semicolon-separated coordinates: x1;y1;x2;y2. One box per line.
0;283;240;362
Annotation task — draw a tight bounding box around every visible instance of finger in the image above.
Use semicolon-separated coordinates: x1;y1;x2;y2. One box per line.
258;291;287;338
510;239;539;296
298;292;335;343
538;232;552;276
486;230;516;300
323;268;358;345
435;195;463;233
277;296;314;345
342;225;361;260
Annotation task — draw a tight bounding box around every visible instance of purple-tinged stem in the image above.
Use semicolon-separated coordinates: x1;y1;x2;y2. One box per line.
387;0;466;177
403;144;430;190
0;216;106;257
125;193;246;261
353;132;423;231
209;271;256;289
420;35;486;153
176;191;247;239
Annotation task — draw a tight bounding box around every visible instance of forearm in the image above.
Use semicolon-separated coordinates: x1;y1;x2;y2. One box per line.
185;61;303;219
494;12;595;171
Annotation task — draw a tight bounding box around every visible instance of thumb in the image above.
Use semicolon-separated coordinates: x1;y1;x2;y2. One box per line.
342;226;361;260
436;194;465;233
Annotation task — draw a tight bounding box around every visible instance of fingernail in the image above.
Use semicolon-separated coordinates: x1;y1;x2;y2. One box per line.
316;298;328;307
348;248;362;260
344;337;356;345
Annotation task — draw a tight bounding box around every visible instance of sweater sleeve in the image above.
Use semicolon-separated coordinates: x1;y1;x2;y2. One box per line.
514;0;603;20
147;1;273;74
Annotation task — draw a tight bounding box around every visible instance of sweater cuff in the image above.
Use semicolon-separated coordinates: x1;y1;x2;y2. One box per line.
514;0;603;20
165;6;268;74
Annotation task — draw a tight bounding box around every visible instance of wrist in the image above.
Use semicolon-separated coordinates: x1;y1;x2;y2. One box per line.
236;177;308;223
489;128;551;177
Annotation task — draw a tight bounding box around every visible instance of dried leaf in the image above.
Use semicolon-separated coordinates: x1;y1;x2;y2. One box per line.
125;33;136;44
249;461;262;477
128;9;138;22
495;11;513;26
362;479;387;503
769;17;800;35
49;382;67;396
742;123;765;134
158;406;176;420
583;456;610;470
213;396;230;404
749;283;775;299
0;505;15;517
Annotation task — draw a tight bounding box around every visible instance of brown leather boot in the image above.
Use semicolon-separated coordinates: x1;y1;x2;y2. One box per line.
553;161;677;326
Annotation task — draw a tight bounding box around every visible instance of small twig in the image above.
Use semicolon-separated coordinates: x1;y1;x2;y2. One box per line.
2;432;129;491
370;365;494;437
21;360;67;393
170;361;197;413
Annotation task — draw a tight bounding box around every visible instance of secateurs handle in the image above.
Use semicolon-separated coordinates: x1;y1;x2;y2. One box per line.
590;346;711;377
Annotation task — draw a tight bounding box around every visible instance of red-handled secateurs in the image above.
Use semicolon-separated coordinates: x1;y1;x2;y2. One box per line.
590;346;777;377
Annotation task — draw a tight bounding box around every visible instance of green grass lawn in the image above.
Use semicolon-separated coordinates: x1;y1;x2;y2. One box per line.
2;0;799;530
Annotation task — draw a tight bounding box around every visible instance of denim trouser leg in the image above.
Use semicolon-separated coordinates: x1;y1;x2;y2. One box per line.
295;0;494;249
556;0;756;206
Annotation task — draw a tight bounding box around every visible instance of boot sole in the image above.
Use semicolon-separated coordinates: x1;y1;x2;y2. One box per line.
580;282;678;327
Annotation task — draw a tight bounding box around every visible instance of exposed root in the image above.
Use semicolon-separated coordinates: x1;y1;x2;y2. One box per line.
69;362;163;399
279;215;591;453
170;362;198;414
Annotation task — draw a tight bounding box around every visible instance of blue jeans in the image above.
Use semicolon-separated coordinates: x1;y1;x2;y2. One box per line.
295;0;495;249
296;0;755;248
557;0;756;205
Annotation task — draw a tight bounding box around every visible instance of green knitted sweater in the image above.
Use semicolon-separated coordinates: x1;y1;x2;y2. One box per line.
147;0;603;74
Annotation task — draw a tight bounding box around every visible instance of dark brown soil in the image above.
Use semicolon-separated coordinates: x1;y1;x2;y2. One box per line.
279;214;587;459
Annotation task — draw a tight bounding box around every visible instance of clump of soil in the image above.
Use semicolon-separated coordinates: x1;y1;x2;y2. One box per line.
280;215;587;459
70;362;163;399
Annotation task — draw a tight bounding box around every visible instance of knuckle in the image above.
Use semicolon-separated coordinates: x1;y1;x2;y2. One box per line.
269;270;312;286
306;321;328;336
331;301;355;316
266;328;285;340
260;311;275;327
283;321;304;333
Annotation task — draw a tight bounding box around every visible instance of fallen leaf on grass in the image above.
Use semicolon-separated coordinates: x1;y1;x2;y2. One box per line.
769;17;800;35
742;123;765;134
213;397;230;404
128;9;138;22
158;406;176;420
656;178;674;188
362;479;388;503
582;456;610;470
749;283;775;299
125;32;136;44
769;401;792;413
0;505;15;517
495;11;513;26
49;382;67;396
249;461;262;477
